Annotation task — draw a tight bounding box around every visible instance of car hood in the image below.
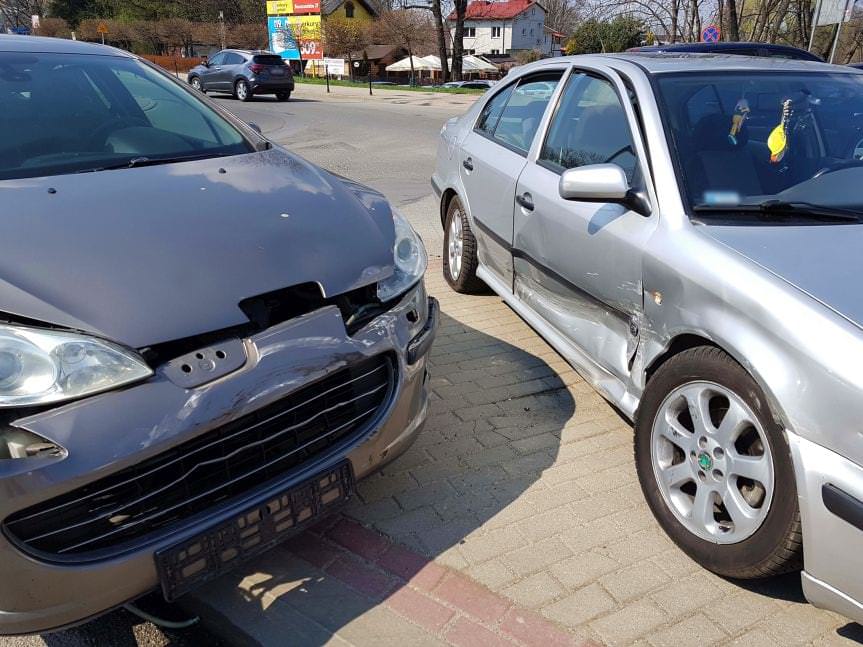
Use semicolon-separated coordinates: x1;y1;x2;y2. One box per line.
702;224;863;330
0;147;395;348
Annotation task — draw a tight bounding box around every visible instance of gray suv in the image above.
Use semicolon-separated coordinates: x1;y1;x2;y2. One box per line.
189;49;294;102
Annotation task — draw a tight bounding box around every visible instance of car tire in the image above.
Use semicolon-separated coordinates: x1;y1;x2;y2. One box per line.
190;76;205;93
276;90;291;102
235;79;252;102
635;346;802;579
443;195;485;294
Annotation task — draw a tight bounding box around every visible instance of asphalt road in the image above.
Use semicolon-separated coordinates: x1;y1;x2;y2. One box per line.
0;85;471;647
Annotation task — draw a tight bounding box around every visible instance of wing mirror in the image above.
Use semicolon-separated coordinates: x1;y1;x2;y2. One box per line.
558;164;651;217
201;57;210;67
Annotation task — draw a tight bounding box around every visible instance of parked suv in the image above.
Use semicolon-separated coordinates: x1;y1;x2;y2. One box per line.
188;49;294;101
433;53;863;625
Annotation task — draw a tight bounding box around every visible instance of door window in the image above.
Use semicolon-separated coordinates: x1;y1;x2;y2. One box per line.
208;52;226;66
539;73;639;182
491;72;562;154
475;83;515;135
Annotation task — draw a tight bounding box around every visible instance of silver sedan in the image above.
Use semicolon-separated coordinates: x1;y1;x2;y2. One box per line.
432;53;863;624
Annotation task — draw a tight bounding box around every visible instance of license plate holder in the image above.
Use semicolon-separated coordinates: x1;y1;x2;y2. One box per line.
155;461;354;601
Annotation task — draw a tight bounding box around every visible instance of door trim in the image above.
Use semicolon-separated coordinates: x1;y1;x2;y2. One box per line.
477;264;639;419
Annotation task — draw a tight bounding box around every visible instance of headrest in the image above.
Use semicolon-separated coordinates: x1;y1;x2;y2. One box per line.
693;113;749;151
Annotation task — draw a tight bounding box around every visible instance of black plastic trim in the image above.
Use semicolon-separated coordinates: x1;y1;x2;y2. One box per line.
407;298;439;365
823;483;863;533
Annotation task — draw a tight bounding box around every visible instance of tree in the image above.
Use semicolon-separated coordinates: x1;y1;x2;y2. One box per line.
373;9;435;83
450;0;466;80
324;15;369;79
1;0;49;30
565;15;643;54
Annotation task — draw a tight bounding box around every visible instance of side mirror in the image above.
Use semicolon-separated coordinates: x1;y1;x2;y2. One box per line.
558;164;651;217
201;58;210;67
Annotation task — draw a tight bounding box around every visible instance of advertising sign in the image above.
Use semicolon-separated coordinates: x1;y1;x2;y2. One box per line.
817;0;855;25
268;15;323;60
266;0;321;14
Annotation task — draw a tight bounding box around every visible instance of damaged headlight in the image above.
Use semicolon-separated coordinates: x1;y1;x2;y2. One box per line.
0;324;152;407
377;210;428;302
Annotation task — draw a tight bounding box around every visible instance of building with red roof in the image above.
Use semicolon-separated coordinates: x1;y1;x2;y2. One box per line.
446;0;562;57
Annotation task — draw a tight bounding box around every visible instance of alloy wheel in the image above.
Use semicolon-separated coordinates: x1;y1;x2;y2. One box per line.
650;380;775;544
236;81;248;100
191;78;202;91
448;213;463;280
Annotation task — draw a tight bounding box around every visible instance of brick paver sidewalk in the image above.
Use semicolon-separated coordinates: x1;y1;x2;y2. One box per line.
190;257;861;646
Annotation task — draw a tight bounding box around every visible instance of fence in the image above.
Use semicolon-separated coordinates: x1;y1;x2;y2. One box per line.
140;55;203;74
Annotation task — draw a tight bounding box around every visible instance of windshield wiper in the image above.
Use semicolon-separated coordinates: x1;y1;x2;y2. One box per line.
693;200;863;222
77;153;229;173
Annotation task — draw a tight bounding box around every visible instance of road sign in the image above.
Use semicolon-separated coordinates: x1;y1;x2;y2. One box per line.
701;24;720;43
97;21;108;34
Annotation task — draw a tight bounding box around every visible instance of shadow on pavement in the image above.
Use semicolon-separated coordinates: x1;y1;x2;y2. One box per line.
186;310;579;645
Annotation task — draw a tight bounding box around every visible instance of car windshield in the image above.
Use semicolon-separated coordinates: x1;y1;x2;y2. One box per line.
0;52;252;180
656;71;863;217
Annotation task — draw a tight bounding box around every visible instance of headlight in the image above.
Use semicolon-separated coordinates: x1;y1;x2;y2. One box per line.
0;324;152;407
377;210;428;302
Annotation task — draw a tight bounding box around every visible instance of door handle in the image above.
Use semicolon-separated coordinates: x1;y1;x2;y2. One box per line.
462;158;474;171
516;192;534;211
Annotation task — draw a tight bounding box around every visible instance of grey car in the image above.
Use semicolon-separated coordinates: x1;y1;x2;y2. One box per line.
0;35;436;634
188;49;294;102
433;53;863;624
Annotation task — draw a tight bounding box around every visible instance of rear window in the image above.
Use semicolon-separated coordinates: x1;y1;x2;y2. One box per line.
253;55;285;65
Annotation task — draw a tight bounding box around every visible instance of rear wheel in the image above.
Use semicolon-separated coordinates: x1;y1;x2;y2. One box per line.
443;196;485;294
235;79;252;102
276;90;291;102
635;346;802;579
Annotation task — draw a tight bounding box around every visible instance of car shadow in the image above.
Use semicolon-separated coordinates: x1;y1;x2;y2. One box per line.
181;309;576;644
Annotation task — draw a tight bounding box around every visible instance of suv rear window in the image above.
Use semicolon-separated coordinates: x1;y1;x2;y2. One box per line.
253;55;285;65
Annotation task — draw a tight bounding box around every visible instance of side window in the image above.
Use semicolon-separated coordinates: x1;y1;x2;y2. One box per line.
224;53;245;65
208;53;226;66
475;84;515;136
492;73;562;154
539;73;639;182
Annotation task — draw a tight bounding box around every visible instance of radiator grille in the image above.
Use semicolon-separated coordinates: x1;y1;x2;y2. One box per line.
4;354;393;559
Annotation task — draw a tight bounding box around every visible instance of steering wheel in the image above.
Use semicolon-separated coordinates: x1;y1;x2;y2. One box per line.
88;116;149;150
813;159;863;179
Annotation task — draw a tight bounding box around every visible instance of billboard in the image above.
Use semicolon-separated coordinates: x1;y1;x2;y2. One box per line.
268;15;323;60
816;0;862;25
266;0;321;14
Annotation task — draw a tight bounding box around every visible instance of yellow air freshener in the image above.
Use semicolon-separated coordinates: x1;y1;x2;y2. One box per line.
768;99;793;164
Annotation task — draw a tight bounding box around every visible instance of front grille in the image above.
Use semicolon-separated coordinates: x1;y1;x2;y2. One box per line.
4;354;394;559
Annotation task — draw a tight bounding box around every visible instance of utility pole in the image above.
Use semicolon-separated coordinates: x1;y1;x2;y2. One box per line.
829;0;852;62
808;0;823;51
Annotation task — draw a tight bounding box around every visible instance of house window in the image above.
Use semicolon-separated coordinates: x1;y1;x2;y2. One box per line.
491;49;500;54
464;27;476;37
522;27;526;35
491;26;501;38
345;1;354;17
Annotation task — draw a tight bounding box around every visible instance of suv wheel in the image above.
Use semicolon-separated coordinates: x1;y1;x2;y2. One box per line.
443;196;485;294
190;77;204;93
276;90;291;102
635;346;802;579
235;79;252;102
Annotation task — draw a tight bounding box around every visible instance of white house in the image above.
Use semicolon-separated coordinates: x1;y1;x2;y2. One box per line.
447;0;562;57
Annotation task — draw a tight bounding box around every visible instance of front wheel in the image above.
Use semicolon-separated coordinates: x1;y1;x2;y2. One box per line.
235;79;252;102
190;77;204;93
276;90;291;102
634;346;802;579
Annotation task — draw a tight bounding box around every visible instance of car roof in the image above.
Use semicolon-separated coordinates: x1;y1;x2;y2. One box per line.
630;41;820;60
516;52;860;76
0;34;132;57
